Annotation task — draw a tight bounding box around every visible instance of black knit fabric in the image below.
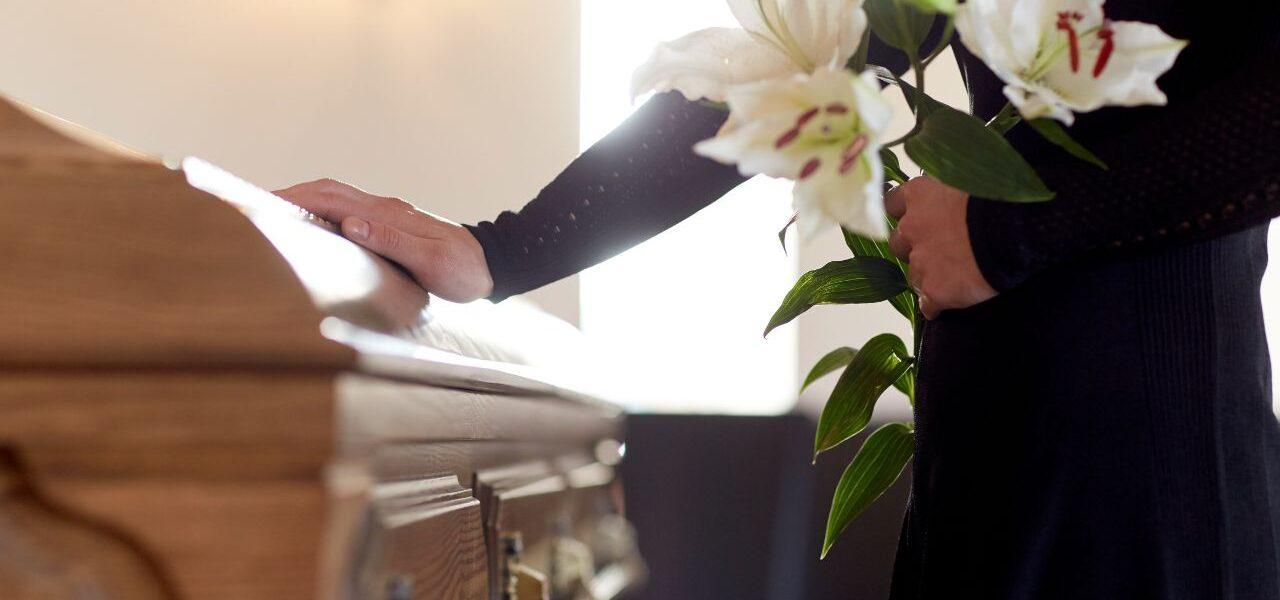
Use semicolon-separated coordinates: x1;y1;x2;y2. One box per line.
466;1;1280;597
896;4;1280;597
891;223;1278;599
465;92;745;301
964;20;1280;292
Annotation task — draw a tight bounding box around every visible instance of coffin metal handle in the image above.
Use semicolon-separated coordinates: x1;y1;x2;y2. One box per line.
502;533;548;600
384;574;414;600
550;536;595;600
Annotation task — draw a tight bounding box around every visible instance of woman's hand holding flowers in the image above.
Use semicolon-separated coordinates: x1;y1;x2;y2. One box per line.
885;177;996;319
633;0;1187;557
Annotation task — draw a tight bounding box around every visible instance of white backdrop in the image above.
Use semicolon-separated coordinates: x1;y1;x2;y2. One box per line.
579;0;799;414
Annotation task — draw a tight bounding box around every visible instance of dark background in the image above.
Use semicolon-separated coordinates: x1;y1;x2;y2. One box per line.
621;414;911;600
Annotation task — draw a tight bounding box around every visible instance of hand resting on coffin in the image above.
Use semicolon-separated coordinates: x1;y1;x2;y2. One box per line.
276;178;493;303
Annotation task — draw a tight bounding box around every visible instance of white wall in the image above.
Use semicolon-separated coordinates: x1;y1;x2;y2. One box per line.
0;0;583;323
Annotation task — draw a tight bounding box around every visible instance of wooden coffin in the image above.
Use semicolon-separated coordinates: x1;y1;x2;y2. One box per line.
0;95;642;600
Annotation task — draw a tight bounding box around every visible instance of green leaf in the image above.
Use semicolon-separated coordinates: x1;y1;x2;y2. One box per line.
865;0;934;56
1028;118;1108;170
868;64;898;87
895;365;915;403
874;66;928;114
890;291;918;327
841;227;904;272
813;334;911;458
778;213;798;253
764;257;909;337
805;346;915;399
905;103;1054;202
905;0;956;14
802;347;858;392
822;422;915;558
840;227;916;327
846;27;872;72
880;148;909;185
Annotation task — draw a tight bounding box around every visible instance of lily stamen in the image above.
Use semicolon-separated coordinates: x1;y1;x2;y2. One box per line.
799;158;821;180
775;127;801;149
777;105;827;149
1093;23;1116;77
797;107;820;126
839;135;869;175
754;0;815;71
1056;11;1084;73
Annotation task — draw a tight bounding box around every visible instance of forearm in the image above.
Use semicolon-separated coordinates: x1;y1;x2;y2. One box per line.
968;48;1280;291
467;91;746;301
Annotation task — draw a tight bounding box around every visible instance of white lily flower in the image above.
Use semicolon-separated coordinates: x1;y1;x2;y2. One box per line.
955;0;1187;125
631;0;868;103
695;67;893;239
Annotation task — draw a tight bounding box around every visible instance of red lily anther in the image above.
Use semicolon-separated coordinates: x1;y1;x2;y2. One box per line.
799;158;821;180
1093;23;1115;78
1056;11;1082;73
839;135;868;175
775;127;801;149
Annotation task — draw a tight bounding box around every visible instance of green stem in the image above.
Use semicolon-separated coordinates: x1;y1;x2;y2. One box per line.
907;370;916;407
920;16;955;69
912;302;924;359
882;55;929;148
698;99;729;112
911;55;926;109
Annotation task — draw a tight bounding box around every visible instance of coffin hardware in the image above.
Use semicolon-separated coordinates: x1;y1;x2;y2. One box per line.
550;534;596;600
502;533;548;600
384;574;414;600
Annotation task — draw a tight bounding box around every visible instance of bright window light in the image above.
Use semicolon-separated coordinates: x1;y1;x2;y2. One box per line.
1267;227;1280;411
579;0;798;414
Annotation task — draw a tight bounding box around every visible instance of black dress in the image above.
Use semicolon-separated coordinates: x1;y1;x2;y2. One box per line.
466;2;1280;597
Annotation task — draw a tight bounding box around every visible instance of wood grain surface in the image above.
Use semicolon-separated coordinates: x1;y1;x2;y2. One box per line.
0;96;351;369
356;474;489;599
0;93;636;600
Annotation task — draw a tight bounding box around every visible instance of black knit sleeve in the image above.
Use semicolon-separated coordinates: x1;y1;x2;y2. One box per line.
465;92;746;302
967;43;1280;292
466;25;943;302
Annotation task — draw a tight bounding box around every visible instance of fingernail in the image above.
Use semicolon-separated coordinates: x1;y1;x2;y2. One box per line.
345;218;369;240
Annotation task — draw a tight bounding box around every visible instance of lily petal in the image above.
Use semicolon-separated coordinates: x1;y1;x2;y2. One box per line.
956;0;1022;82
727;0;787;41
1042;21;1186;114
694;64;890;240
785;0;867;69
693;83;813;178
631;27;796;102
958;0;1184;123
694;67;887;180
1007;0;1058;69
852;70;893;137
793;147;886;240
728;0;867;70
1003;84;1076;125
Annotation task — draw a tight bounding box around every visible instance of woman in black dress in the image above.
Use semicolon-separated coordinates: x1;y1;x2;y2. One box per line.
279;1;1280;596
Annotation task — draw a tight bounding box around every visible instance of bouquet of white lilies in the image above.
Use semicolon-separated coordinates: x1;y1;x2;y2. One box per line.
633;0;1186;558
